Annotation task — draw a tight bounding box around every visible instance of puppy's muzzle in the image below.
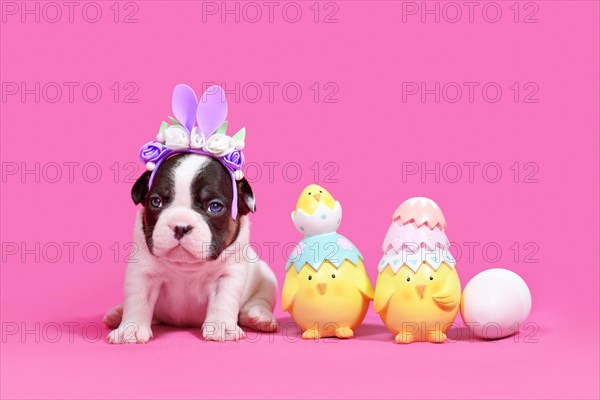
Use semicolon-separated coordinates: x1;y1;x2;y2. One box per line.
173;225;193;240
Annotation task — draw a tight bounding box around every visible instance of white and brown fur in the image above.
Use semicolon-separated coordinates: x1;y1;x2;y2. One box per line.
104;153;277;343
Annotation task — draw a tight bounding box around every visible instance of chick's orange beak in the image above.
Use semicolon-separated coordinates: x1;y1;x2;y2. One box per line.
415;284;426;299
317;283;327;295
313;193;321;201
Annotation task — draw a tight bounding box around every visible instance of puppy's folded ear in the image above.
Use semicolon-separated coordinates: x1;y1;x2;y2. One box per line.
236;177;256;215
131;171;151;205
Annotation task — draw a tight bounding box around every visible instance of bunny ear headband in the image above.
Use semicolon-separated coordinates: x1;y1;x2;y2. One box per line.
138;84;246;219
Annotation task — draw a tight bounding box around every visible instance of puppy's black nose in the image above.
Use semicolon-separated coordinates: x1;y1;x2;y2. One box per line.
173;225;193;240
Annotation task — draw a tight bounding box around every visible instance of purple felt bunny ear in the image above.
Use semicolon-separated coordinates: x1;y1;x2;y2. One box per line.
197;85;228;138
172;84;199;132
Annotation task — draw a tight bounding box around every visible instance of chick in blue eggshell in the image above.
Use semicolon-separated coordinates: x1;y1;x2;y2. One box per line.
282;184;374;339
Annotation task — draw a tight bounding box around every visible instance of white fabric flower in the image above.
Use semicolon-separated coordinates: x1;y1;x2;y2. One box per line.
164;125;190;150
190;126;205;149
204;134;235;156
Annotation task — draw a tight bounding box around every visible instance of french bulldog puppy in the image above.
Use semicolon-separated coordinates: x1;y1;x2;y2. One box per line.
104;153;278;343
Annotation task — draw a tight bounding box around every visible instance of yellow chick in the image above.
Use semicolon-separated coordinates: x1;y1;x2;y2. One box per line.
375;263;461;343
291;184;341;236
293;184;337;216
374;197;461;343
283;260;374;339
283;184;373;339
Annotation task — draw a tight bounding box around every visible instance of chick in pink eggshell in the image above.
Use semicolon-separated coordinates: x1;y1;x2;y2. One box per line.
374;197;461;343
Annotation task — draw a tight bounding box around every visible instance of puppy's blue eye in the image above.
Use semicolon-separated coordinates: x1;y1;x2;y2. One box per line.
149;196;162;208
207;201;224;214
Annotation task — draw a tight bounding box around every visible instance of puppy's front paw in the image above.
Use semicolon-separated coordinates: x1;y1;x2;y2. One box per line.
107;322;153;344
202;322;245;342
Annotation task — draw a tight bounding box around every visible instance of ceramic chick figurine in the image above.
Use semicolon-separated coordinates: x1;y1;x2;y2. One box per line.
374;197;461;344
282;184;374;339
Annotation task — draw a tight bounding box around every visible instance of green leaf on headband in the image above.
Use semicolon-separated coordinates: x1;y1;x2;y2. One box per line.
168;116;180;126
159;121;169;134
214;120;228;135
233;127;246;141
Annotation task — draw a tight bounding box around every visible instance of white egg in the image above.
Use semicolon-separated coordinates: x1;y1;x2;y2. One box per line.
460;268;532;339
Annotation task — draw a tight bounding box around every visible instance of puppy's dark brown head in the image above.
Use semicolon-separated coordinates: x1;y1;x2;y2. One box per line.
131;153;255;262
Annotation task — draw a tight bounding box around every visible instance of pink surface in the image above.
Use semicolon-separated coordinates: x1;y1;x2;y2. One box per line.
1;1;599;399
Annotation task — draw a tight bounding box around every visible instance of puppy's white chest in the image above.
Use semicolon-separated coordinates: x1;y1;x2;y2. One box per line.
153;268;218;327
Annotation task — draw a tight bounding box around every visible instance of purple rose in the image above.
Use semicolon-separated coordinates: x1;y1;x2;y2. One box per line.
139;141;170;164
221;149;245;171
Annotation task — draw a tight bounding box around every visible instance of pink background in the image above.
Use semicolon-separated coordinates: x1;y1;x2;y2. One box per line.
1;1;599;399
